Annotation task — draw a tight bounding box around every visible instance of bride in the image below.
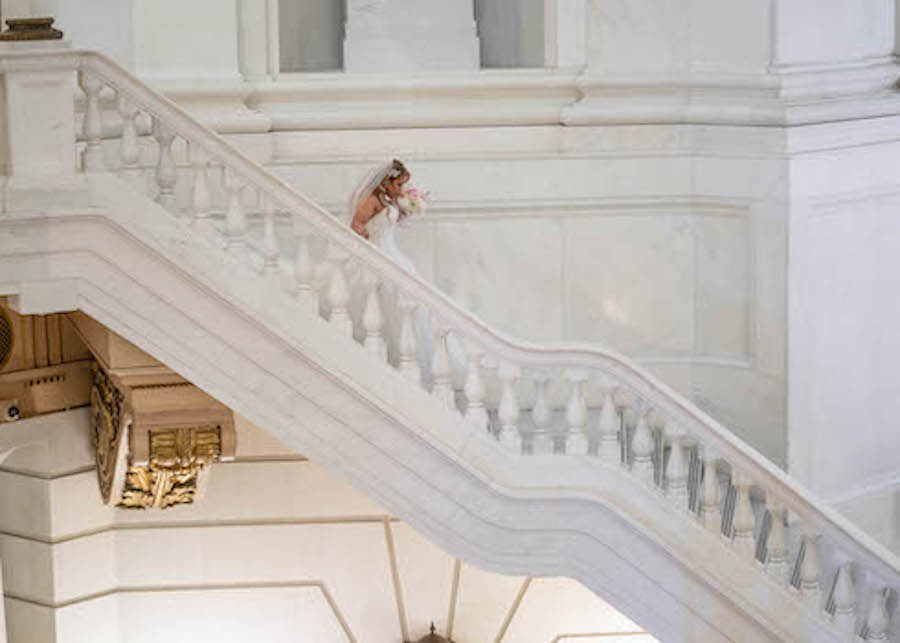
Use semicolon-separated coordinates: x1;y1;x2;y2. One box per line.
346;159;466;386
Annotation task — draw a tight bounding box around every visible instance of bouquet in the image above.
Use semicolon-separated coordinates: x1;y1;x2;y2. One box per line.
396;184;430;216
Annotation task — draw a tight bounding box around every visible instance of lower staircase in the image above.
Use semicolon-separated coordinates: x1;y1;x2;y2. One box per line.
0;47;897;642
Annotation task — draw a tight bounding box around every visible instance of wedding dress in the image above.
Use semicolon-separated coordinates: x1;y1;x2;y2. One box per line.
362;203;468;384
342;162;467;389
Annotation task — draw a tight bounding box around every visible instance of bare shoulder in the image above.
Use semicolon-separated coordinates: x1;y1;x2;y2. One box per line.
356;193;383;222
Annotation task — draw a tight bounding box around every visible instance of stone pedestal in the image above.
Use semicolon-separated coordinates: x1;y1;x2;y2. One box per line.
343;0;480;73
0;39;75;178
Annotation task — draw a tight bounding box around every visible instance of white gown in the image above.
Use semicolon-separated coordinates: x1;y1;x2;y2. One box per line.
361;204;467;385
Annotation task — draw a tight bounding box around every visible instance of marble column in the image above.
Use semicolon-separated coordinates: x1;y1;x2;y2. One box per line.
343;0;480;72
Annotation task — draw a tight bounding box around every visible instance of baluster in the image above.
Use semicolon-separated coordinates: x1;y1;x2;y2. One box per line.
189;144;212;227
397;298;421;385
596;386;619;463
831;564;857;635
463;343;488;430
864;589;889;641
530;373;553;455
363;272;387;361
731;471;756;560
431;329;455;411
564;369;589;455
152;118;177;211
497;363;522;452
798;534;822;607
631;405;655;484
652;412;665;487
261;195;280;274
117;95;140;168
766;504;790;586
292;222;318;315
327;249;353;337
664;425;689;511
79;71;105;172
223;170;249;255
699;447;722;533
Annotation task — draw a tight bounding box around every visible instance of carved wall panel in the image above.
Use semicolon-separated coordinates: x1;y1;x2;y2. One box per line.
91;362;125;504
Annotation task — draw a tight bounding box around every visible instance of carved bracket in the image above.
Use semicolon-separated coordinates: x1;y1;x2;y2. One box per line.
90;362;235;509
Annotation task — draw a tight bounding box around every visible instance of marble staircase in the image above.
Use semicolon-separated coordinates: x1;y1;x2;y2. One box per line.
0;46;897;642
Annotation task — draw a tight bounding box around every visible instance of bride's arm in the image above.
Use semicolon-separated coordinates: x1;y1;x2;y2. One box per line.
351;215;370;239
351;198;373;239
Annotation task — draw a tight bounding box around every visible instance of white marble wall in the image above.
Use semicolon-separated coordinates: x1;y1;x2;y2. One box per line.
773;0;895;67
584;0;771;76
786;136;900;501
132;0;241;83
268;144;789;467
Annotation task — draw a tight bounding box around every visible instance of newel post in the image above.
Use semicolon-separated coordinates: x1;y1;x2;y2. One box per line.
0;19;74;176
0;19;83;209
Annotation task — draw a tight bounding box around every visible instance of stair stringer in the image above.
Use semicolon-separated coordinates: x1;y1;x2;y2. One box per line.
0;174;886;642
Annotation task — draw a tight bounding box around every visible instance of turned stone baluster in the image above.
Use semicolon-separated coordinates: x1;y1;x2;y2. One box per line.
631;406;655;484
189;145;212;227
223;171;249;255
597;386;620;463
765;504;790;586
117;96;140;168
530;373;553;455
327;249;353;337
152;118;177;211
79;71;105;172
431;329;455;411
564;369;589;455
463;343;488;430
798;534;822;607
831;564;857;635
293;222;318;315
664;425;689;511
865;590;889;641
363;272;387;361
699;447;722;533
397;298;421;385
731;471;756;560
497;363;522;452
261;195;280;274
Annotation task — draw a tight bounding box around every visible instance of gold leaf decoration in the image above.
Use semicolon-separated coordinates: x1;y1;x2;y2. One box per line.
118;426;222;510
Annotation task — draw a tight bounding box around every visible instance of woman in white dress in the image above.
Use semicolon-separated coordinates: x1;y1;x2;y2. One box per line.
347;159;466;387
